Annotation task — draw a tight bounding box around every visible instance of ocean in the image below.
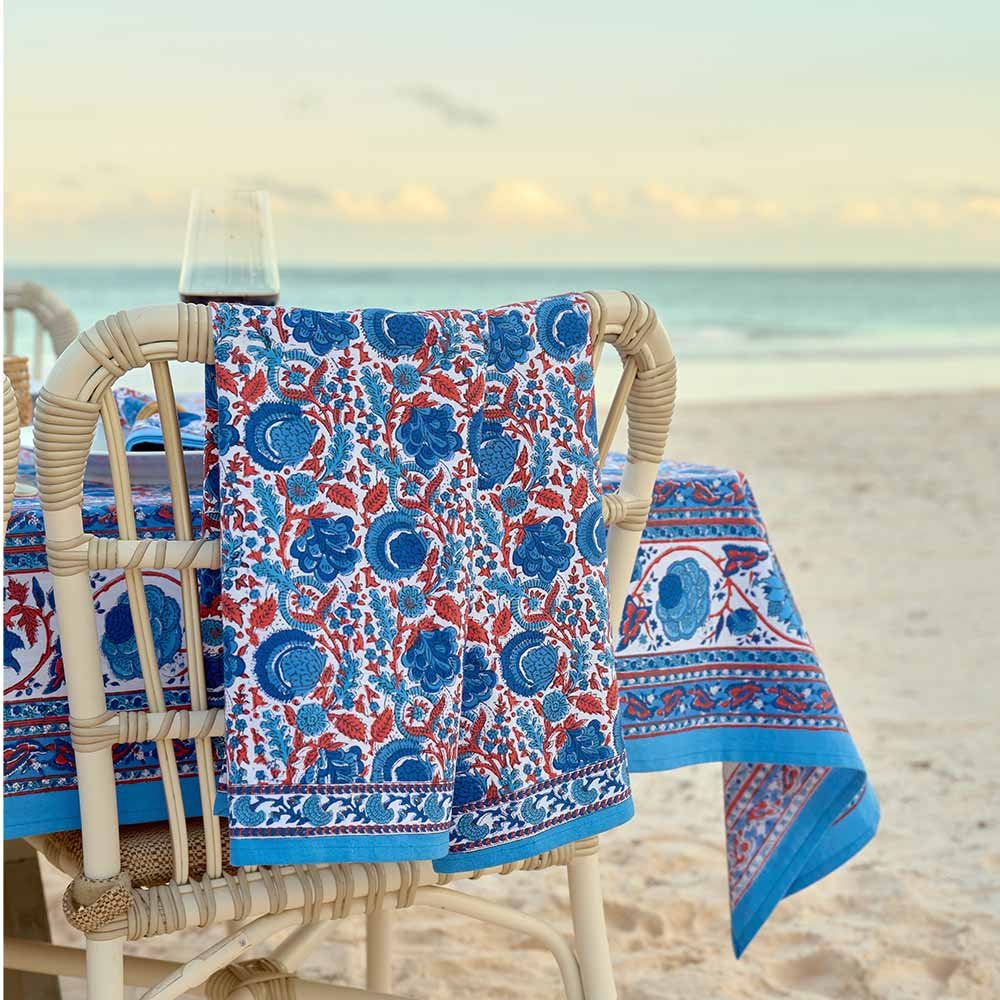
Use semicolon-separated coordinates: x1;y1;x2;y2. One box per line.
6;266;1000;401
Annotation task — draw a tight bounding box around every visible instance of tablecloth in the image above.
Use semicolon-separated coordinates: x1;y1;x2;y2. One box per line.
3;451;877;953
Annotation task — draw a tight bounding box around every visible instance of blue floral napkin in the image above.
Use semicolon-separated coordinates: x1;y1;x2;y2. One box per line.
204;297;631;867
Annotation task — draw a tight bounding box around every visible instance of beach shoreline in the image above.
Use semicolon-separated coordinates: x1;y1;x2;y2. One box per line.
40;387;999;999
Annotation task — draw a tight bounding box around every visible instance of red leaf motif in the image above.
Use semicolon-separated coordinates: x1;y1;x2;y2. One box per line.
250;596;277;631
431;372;462;402
7;580;27;604
327;484;357;510
372;707;394;743
242;370;267;403
219;595;243;624
570;478;589;509
435;594;463;626
318;733;345;751
283;705;297;726
364;482;388;514
467;620;489;644
335;714;367;742
215;367;239;395
536;489;563;510
467;374;485;406
575;694;604;715
494;607;511;637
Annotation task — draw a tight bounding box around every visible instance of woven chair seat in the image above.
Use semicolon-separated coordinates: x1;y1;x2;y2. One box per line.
39;818;235;889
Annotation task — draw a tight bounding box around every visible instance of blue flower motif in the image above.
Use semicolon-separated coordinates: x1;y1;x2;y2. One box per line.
296;703;328;736
500;631;557;697
499;485;528;517
572;360;594;390
198;568;221;608
763;568;805;636
232;797;265;827
285;308;357;353
372;739;434;782
362;309;429;358
727;608;757;636
395;404;462;472
576;501;606;565
215;395;240;454
536;296;589;361
454;763;487;807
553;720;613;773
461;645;496;713
392;364;421;394
365;512;429;581
542;691;570;721
285;473;318;506
512;517;573;586
254;629;326;702
290;516;361;582
402;626;460;695
397;585;427;619
655;558;711;640
245;403;316;471
486;310;532;372
469;411;519;488
101;585;181;680
306;746;364;785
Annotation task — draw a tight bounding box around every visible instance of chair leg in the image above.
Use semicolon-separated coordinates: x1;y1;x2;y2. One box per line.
366;910;393;993
567;841;617;1000
86;936;124;1000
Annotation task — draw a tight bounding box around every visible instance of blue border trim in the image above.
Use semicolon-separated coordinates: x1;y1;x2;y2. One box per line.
230;830;449;866
433;796;635;874
729;767;866;957
3;776;204;840
624;726;865;774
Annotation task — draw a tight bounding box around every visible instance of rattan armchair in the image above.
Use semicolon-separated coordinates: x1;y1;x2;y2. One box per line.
3;279;79;380
9;292;676;999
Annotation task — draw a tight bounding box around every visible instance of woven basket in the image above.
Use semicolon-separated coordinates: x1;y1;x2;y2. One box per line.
3;355;31;425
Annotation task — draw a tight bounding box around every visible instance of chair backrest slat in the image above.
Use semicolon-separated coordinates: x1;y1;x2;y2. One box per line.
150;359;223;877
97;389;191;885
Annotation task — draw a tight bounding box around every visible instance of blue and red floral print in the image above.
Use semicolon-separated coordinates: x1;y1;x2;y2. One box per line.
205;296;631;867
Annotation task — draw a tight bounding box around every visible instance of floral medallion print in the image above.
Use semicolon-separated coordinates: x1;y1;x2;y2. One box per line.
207;295;629;867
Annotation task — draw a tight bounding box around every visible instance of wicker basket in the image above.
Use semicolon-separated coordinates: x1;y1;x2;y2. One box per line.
3;354;32;425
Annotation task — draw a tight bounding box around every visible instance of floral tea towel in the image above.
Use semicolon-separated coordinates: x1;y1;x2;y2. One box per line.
206;295;631;868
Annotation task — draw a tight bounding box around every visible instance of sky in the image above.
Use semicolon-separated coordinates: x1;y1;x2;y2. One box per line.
4;1;1000;265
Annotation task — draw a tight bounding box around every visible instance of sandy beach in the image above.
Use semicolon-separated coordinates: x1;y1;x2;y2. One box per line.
40;388;1000;999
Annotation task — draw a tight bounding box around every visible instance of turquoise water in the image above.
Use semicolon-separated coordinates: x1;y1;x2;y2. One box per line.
6;265;1000;396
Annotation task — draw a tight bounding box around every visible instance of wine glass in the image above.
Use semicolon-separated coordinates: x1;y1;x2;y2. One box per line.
178;189;280;306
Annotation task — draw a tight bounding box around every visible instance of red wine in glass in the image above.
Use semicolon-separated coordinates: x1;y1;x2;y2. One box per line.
179;190;280;306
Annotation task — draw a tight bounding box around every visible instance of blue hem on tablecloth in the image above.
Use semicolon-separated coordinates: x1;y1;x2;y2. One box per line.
2;775;206;840
433;795;635;874
728;765;867;957
620;725;876;957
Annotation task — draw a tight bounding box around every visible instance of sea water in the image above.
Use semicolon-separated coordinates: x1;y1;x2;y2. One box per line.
6;265;999;402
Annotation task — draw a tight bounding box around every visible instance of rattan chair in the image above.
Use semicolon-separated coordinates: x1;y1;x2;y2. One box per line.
3;279;79;381
11;292;676;1000
3;375;19;526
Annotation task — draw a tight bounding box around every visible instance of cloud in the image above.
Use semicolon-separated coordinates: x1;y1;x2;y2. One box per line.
643;184;783;221
331;184;449;224
398;84;495;128
483;180;572;224
839;198;954;228
965;195;1000;220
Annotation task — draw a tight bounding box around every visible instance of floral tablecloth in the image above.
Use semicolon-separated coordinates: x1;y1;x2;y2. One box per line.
3;452;877;954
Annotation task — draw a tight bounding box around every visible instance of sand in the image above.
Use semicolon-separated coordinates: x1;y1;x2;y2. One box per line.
38;389;1000;999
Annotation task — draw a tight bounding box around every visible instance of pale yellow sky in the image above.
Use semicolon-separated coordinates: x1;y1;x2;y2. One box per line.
5;1;1000;264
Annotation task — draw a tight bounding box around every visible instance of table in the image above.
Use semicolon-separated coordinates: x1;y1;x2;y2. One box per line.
4;452;878;954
